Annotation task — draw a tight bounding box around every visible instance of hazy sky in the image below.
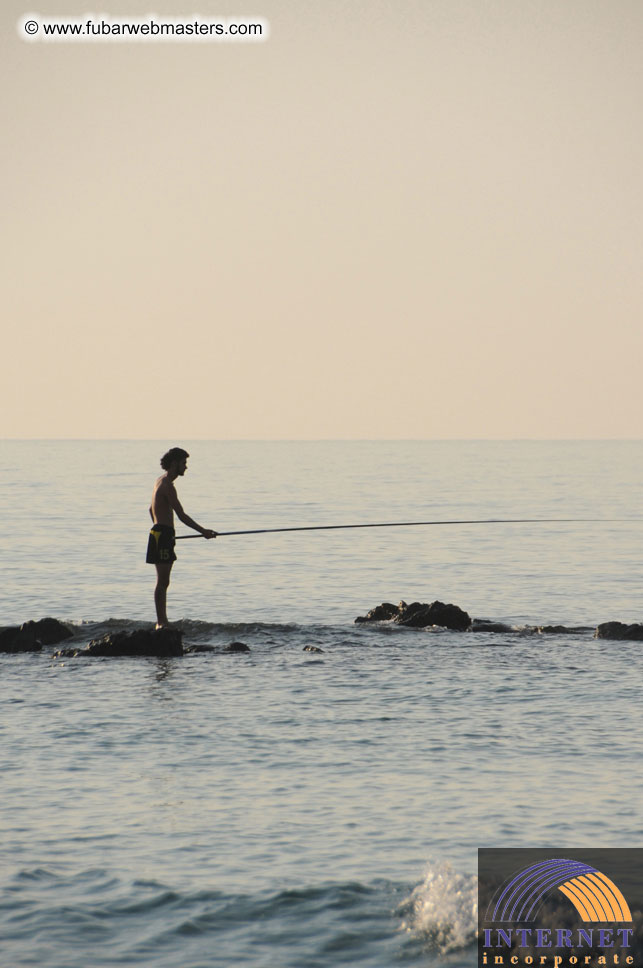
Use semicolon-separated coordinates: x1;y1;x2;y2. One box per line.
3;0;642;438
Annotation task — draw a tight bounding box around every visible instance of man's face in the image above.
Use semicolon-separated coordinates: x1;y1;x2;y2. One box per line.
174;458;188;476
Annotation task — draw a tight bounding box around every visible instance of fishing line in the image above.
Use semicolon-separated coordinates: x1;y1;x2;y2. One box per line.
175;517;624;539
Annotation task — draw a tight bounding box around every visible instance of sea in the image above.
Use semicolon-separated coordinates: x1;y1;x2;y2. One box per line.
2;439;643;968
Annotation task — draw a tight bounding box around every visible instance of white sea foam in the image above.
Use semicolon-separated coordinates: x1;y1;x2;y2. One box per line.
398;861;478;953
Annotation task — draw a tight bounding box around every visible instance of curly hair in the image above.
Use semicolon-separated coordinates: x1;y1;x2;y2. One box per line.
160;447;189;470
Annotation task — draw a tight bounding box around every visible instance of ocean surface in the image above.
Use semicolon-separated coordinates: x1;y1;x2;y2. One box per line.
2;439;643;967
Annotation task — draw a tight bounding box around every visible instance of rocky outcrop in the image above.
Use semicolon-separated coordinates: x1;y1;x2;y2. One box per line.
29;618;74;644
595;622;643;641
355;602;400;623
398;601;471;630
355;600;471;631
55;627;183;658
0;618;74;653
0;624;42;653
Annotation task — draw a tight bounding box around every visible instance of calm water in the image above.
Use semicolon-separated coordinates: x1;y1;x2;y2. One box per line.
2;440;643;967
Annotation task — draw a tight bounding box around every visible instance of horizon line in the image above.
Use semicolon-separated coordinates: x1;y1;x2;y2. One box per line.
2;437;643;443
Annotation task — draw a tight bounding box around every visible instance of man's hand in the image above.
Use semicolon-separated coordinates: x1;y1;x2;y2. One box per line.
202;529;218;539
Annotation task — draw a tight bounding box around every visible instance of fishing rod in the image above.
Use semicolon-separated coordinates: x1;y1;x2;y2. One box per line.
175;517;621;539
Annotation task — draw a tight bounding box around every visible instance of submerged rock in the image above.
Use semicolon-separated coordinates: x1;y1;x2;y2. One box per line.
595;622;643;641
355;599;471;631
0;617;74;653
470;619;515;634
55;627;183;658
536;624;590;635
224;642;251;653
303;645;325;653
184;642;250;654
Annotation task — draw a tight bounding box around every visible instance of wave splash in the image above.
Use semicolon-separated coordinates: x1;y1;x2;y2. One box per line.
398;861;477;954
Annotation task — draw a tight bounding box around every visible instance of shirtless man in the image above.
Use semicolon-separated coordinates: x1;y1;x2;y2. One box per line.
146;447;217;628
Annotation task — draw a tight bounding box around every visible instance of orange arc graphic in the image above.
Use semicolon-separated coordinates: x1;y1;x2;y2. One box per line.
559;882;600;921
591;871;632;921
558;871;632;922
581;874;617;919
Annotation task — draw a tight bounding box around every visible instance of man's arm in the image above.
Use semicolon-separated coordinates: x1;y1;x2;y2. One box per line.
168;484;217;538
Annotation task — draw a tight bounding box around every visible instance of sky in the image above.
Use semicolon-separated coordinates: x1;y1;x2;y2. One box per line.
2;0;642;439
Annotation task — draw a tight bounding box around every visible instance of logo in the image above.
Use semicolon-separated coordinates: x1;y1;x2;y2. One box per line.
479;849;641;968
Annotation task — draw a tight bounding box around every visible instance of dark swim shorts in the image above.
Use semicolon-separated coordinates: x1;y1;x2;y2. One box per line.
146;524;177;564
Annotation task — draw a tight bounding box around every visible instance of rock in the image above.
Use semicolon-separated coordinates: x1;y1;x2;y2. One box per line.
0;617;74;653
224;642;250;653
27;617;74;645
0;624;42;653
595;622;643;641
396;601;471;631
55;628;183;658
355;599;471;631
355;602;401;623
303;645;325;653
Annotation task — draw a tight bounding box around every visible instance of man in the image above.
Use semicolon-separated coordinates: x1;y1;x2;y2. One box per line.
147;447;217;628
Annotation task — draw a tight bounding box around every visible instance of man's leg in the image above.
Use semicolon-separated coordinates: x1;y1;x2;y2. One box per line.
154;562;173;628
